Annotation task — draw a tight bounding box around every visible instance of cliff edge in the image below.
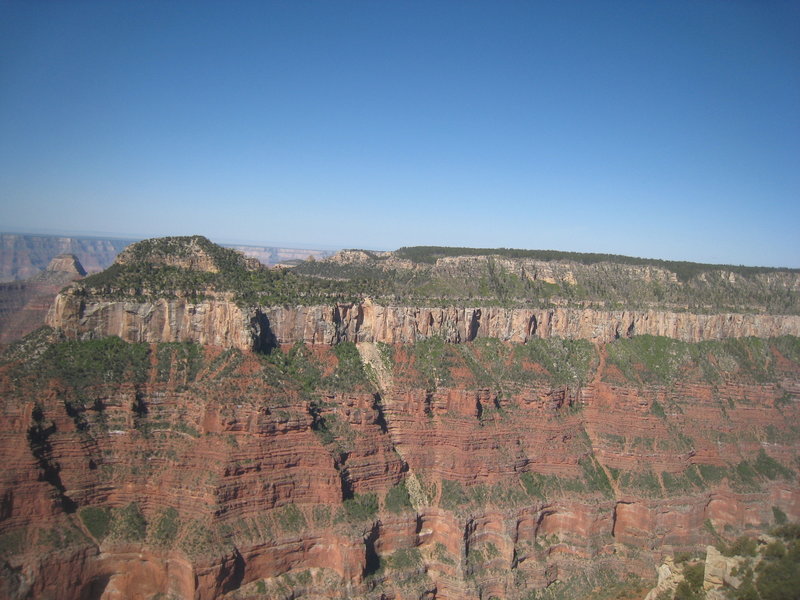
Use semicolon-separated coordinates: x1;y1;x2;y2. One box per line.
46;237;800;349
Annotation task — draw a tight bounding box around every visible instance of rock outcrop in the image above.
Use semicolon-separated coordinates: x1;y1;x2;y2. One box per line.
262;302;800;345
47;293;268;351
47;294;800;349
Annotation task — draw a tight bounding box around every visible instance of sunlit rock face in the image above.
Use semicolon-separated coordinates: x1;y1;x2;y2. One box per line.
2;236;798;599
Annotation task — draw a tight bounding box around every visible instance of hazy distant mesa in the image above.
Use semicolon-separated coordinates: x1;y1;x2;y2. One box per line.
0;233;332;282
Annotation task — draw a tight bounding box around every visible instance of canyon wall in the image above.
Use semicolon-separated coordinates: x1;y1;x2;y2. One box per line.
0;234;133;281
47;292;800;349
47;293;265;351
1;336;798;600
0;255;87;346
263;302;800;345
5;238;798;599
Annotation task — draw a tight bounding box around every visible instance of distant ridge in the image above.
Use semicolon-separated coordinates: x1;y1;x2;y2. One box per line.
391;246;800;279
0;232;335;281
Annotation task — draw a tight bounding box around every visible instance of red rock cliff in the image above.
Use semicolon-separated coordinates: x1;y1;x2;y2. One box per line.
0;335;798;600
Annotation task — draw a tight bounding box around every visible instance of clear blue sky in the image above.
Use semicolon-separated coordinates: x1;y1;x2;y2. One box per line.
1;1;798;266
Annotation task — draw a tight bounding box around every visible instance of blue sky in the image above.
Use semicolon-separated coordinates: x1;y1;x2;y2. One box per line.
1;1;798;266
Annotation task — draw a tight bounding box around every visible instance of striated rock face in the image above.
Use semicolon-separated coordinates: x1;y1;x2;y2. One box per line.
47;292;268;351
4;238;800;599
48;293;800;349
0;333;798;600
262;302;800;345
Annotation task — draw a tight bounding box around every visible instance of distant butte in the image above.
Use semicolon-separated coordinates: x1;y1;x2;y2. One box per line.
0;254;87;346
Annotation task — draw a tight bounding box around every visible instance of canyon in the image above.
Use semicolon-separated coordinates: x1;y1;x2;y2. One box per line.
0;233;332;283
1;236;798;600
0;254;87;347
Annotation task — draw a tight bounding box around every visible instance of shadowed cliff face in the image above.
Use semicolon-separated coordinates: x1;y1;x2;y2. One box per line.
0;333;798;600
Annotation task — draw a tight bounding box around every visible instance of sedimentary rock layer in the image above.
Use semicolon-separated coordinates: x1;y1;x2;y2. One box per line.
48;292;800;349
1;337;798;600
47;294;266;351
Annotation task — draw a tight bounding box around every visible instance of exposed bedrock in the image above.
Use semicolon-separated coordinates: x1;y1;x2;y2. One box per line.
47;292;800;348
2;345;798;599
47;294;270;351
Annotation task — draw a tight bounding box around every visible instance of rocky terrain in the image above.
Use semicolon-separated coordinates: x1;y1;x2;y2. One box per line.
1;236;798;600
0;254;86;347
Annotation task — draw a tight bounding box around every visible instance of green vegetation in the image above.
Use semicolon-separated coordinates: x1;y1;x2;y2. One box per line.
773;506;789;525
618;470;662;497
0;529;26;556
651;399;666;418
110;503;147;542
673;561;705;600
150;507;180;547
79;506;111;540
662;470;697;494
156;342;203;384
433;542;456;566
521;568;646;600
383;547;422;571
458;337;596;391
719;535;758;557
384;481;413;513
520;472;549;499
40;523;87;550
753;448;794;480
79;235;367;306
264;341;370;394
579;455;614;498
723;524;800;600
342;493;378;523
607;335;788;385
72;236;800;313
274;504;307;534
607;335;692;384
178;519;216;558
41;336;150;393
265;341;322;393
309;409;354;450
440;479;470;510
773;336;800;363
392;246;795;282
442;461;613;508
488;481;528;507
330;342;370;389
698;463;729;484
312;505;331;526
412;336;456;389
514;338;596;385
